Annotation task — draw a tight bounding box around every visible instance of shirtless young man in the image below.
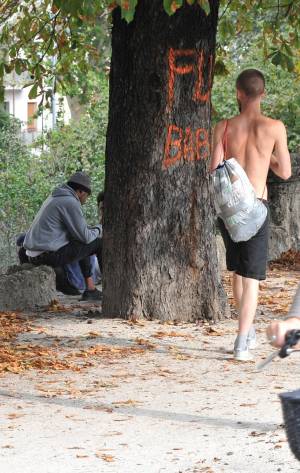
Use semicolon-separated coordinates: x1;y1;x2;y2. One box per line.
210;69;291;361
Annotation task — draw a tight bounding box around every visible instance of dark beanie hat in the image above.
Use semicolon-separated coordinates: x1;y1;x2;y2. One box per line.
67;171;92;193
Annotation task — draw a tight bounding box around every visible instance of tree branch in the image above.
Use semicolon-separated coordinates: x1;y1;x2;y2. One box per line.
218;0;233;21
27;11;60;46
32;13;59;69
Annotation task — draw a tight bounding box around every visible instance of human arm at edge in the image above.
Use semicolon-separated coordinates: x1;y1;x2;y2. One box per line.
269;122;291;180
209;120;227;173
266;285;300;348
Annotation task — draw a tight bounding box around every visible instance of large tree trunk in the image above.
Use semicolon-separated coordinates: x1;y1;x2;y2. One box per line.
103;0;227;321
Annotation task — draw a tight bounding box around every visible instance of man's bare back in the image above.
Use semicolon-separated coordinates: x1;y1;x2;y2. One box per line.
210;113;291;199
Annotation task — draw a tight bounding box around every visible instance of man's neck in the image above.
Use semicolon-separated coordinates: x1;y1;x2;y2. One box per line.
240;99;262;116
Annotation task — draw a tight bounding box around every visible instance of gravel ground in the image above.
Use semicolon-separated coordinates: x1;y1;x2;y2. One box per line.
0;271;300;473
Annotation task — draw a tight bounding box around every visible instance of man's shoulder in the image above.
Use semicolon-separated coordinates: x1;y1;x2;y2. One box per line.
214;118;228;129
54;194;81;213
228;114;285;131
215;116;241;130
213;119;228;138
258;116;287;137
260;115;283;125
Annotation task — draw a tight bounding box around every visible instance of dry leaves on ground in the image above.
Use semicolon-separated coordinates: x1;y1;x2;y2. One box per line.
0;312;31;342
112;399;141;406
0;310;150;376
151;330;194;340
223;266;299;315
134;337;157;349
95;453;115;462
270;249;300;271
204;327;225;336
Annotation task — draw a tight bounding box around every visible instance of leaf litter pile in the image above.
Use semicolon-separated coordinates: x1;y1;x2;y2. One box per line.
270;249;300;271
0;310;146;376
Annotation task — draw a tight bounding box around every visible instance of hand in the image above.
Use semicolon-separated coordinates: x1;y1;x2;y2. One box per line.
266;318;300;348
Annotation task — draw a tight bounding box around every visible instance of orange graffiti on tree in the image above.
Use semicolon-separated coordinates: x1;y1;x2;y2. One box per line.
163;124;183;169
194;53;213;102
168;49;195;108
167;48;213;107
163;125;209;169
195;128;209;161
164;47;212;169
184;127;194;162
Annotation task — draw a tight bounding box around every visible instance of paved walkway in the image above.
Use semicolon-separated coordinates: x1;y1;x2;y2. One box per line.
0;270;300;472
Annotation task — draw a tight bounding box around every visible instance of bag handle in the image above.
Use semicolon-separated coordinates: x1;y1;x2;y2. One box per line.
260;184;266;200
217;120;229;167
222;119;229;161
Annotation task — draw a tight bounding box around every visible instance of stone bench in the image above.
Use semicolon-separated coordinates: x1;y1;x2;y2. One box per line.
0;264;56;311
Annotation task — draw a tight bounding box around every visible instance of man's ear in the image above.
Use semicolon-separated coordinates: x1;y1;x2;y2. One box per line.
236;88;243;101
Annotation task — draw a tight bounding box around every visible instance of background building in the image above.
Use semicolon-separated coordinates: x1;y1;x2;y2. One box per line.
3;71;71;144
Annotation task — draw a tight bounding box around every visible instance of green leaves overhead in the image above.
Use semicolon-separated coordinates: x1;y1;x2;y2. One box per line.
118;0;138;22
198;0;210;16
163;0;183;16
0;0;300;106
268;49;294;73
0;0;111;103
28;83;39;100
163;0;209;16
217;0;300;74
53;0;85;15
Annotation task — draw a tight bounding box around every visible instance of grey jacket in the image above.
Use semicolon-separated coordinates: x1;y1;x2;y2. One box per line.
24;184;101;252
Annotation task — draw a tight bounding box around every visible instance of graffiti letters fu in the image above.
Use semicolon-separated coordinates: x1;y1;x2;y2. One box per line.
163;48;212;169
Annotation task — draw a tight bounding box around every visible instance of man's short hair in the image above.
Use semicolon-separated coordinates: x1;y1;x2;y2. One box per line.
236;69;265;98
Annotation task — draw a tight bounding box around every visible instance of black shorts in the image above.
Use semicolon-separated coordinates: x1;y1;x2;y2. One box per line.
218;201;270;281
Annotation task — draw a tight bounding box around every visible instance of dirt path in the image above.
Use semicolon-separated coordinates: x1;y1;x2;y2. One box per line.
0;269;300;473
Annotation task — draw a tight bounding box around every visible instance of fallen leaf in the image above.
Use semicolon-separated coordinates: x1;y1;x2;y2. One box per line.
112;399;140;406
7;413;24;419
96;453;115;462
250;431;266;437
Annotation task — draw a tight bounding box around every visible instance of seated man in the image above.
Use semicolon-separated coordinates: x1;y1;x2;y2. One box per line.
17;233;100;296
24;171;102;301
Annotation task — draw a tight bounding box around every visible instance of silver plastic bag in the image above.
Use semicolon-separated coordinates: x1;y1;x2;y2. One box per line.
212;158;267;242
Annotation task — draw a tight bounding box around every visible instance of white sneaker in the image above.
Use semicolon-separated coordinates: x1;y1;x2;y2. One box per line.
234;348;254;362
247;336;256;350
247;327;256;350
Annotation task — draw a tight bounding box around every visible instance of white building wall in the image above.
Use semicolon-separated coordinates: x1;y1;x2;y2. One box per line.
4;74;71;144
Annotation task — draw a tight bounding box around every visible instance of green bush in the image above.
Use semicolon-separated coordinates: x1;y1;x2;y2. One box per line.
0;114;35;266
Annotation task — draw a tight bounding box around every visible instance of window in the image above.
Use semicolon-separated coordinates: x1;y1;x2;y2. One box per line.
27;102;37;131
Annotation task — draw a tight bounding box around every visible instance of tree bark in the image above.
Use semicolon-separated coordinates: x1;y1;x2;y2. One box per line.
66;96;87;121
267;155;300;259
103;0;227;321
